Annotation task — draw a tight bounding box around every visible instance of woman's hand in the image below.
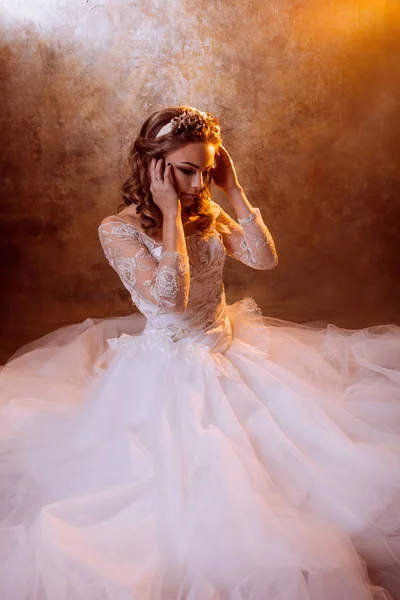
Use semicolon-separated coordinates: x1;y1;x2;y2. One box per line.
149;158;181;217
211;145;241;193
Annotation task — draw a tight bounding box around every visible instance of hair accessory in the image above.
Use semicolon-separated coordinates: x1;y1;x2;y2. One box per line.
156;121;174;138
156;109;220;138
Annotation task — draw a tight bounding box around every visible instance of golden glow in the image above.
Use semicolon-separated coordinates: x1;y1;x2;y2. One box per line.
291;0;398;45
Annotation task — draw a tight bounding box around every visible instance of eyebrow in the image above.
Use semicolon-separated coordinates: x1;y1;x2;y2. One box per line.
178;161;214;169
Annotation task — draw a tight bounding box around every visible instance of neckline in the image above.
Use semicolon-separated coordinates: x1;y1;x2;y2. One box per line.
101;216;203;245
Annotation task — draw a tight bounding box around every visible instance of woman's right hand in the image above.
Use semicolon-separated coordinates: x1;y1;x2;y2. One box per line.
149;158;181;217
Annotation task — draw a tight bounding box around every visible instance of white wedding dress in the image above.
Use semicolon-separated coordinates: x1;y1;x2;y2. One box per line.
1;200;399;600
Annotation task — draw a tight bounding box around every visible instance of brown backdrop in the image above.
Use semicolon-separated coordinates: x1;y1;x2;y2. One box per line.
1;0;399;363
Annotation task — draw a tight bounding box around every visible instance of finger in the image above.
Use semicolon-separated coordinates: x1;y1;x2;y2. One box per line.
220;146;231;161
154;157;163;174
221;150;229;162
164;163;176;189
148;158;156;179
163;162;172;180
162;164;170;185
166;162;178;189
154;157;164;180
150;160;162;184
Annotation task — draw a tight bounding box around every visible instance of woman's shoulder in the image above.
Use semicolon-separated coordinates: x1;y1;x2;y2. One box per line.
100;205;139;226
99;203;141;228
99;213;137;228
98;212;141;237
98;211;163;244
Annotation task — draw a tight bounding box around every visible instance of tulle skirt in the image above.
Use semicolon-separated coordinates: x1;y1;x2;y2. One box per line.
1;298;399;600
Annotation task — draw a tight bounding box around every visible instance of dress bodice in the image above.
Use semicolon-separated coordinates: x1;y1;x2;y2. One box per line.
98;200;278;342
119;224;228;341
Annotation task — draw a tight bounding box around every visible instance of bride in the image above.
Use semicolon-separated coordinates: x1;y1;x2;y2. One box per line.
1;105;399;600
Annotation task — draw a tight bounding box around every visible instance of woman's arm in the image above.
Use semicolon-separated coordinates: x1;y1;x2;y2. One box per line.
213;186;278;270
154;209;190;311
211;146;278;270
98;214;190;313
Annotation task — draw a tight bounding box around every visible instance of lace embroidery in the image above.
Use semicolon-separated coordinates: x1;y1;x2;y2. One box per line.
98;206;277;343
151;265;180;304
238;209;259;226
98;220;190;313
212;202;278;270
162;251;191;275
103;221;141;242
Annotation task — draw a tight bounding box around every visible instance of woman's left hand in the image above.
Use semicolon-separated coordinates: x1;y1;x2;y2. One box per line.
211;145;241;193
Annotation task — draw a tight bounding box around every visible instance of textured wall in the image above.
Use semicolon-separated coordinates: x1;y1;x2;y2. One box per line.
0;0;399;362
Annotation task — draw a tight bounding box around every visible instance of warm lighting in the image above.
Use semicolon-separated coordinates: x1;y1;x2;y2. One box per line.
291;0;398;45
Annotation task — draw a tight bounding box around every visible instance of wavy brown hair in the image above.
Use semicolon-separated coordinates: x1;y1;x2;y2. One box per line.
120;105;223;236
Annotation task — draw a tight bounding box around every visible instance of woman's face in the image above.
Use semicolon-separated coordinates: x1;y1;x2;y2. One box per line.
165;142;216;208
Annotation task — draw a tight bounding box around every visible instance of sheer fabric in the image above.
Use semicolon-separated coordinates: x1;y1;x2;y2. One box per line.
0;200;399;600
213;202;278;269
98;217;190;313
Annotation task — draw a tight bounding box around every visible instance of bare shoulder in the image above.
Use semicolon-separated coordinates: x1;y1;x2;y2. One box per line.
99;207;141;229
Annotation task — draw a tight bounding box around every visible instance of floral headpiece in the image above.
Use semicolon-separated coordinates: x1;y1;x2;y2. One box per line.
155;109;220;138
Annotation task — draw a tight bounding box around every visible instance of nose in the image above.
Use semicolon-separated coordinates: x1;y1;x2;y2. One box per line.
191;171;204;193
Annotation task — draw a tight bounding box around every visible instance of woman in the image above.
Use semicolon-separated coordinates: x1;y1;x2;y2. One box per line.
0;105;399;600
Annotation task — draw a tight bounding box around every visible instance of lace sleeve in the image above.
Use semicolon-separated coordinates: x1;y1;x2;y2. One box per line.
212;203;278;270
98;218;190;313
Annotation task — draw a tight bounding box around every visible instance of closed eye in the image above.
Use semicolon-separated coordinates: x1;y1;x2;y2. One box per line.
179;168;213;176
